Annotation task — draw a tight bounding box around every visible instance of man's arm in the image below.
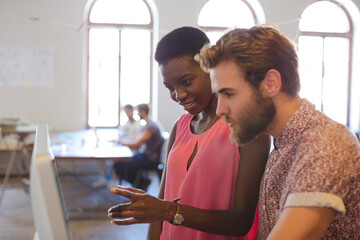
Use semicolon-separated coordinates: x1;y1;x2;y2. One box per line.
120;129;152;149
267;207;335;240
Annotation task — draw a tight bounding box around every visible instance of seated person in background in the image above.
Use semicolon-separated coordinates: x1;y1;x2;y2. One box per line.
92;104;143;188
118;104;143;141
113;103;163;191
108;26;270;240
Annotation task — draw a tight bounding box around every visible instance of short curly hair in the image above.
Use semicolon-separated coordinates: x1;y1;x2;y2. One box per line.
154;26;210;65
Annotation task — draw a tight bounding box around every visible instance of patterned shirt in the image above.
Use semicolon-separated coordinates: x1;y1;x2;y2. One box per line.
258;99;360;239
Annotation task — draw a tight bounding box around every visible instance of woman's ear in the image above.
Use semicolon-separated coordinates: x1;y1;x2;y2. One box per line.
260;69;282;98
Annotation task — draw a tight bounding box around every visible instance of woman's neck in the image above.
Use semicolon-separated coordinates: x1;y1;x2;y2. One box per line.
191;94;220;134
198;94;218;121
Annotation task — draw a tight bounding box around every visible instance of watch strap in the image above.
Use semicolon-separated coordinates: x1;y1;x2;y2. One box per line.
169;198;183;225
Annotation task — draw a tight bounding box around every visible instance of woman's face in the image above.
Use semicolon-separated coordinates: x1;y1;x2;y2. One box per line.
160;57;213;115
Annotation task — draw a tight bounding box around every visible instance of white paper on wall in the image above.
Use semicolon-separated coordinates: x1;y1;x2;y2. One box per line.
0;47;54;89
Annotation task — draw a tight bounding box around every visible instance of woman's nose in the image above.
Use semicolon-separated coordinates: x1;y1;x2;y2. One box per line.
174;89;187;102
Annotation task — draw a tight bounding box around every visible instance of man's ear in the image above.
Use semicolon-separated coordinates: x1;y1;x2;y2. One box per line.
260;69;281;98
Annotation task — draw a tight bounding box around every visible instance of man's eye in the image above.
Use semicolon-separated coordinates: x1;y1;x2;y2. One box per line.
225;93;233;97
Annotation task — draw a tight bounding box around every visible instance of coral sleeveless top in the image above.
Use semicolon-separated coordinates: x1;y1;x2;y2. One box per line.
161;114;258;240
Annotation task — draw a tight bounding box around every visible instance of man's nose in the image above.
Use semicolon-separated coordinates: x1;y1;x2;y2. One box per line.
216;96;229;117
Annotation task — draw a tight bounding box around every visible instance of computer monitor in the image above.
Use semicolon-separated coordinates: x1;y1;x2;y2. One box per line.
30;124;72;240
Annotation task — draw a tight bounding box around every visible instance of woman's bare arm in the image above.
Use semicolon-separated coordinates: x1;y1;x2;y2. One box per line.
109;134;270;236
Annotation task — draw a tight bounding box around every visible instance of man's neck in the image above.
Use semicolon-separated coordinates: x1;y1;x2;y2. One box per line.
143;116;149;122
266;94;302;139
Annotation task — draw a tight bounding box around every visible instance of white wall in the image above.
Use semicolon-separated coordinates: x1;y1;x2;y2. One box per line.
0;0;359;132
0;0;87;131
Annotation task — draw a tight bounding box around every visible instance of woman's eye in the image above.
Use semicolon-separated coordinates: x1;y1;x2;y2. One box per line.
182;79;192;86
167;86;174;92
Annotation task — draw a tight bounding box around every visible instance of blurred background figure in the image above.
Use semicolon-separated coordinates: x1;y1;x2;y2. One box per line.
113;103;164;191
92;104;143;188
118;104;143;140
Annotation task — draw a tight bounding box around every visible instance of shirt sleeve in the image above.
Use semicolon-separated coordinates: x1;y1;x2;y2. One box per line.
284;192;345;219
283;132;356;219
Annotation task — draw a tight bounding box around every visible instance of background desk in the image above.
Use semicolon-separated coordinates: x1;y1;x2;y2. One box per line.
50;128;134;218
0;124;36;207
51;128;133;162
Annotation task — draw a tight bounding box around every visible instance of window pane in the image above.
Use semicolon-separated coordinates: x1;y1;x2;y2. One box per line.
298;36;324;110
88;28;119;127
207;31;226;44
322;37;349;125
198;0;254;28
298;36;349;126
90;0;150;24
120;29;150;109
299;1;349;33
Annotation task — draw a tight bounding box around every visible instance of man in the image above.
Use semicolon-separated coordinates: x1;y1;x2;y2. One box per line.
113;103;163;191
92;104;142;188
119;104;143;139
197;26;360;239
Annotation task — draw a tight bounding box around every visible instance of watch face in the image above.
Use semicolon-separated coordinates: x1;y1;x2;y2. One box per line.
173;213;184;225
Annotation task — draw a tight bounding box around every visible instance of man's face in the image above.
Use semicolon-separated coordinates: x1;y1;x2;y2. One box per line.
137;109;145;120
124;108;133;119
210;61;275;146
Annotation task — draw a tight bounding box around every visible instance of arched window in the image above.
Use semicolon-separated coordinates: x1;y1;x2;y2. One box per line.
198;0;265;43
298;0;354;127
84;0;158;127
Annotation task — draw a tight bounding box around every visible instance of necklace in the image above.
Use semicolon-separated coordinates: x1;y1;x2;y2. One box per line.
193;113;220;134
206;114;220;131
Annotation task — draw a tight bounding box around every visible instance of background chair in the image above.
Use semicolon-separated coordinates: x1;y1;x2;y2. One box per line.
134;136;165;191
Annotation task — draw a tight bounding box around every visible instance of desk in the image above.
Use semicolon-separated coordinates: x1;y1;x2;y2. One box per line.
52;128;133;162
0;124;37;207
50;128;133;217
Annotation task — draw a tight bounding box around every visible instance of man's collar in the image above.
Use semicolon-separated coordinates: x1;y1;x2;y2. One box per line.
273;99;315;151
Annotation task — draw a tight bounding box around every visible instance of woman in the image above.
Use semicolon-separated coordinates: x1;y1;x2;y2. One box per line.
108;27;270;240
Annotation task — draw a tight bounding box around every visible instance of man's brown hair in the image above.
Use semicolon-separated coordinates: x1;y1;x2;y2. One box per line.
197;25;300;96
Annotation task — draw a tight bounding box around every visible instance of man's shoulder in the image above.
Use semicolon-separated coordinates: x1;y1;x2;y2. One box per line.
145;120;161;133
132;121;143;128
294;112;360;169
302;110;357;145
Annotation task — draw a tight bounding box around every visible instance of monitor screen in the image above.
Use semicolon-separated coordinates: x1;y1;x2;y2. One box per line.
30;124;71;240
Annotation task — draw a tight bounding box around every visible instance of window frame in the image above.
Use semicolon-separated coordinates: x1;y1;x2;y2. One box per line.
198;0;259;33
83;0;155;128
298;0;353;127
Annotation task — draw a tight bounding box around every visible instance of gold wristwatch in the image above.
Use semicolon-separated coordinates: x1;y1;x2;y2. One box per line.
170;199;184;225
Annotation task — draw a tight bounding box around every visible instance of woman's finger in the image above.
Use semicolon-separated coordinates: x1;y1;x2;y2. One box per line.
108;202;132;213
111;218;137;225
108;210;136;219
111;217;149;225
110;187;141;201
117;185;145;194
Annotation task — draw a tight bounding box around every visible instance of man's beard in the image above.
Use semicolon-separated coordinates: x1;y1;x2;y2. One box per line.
228;90;275;146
